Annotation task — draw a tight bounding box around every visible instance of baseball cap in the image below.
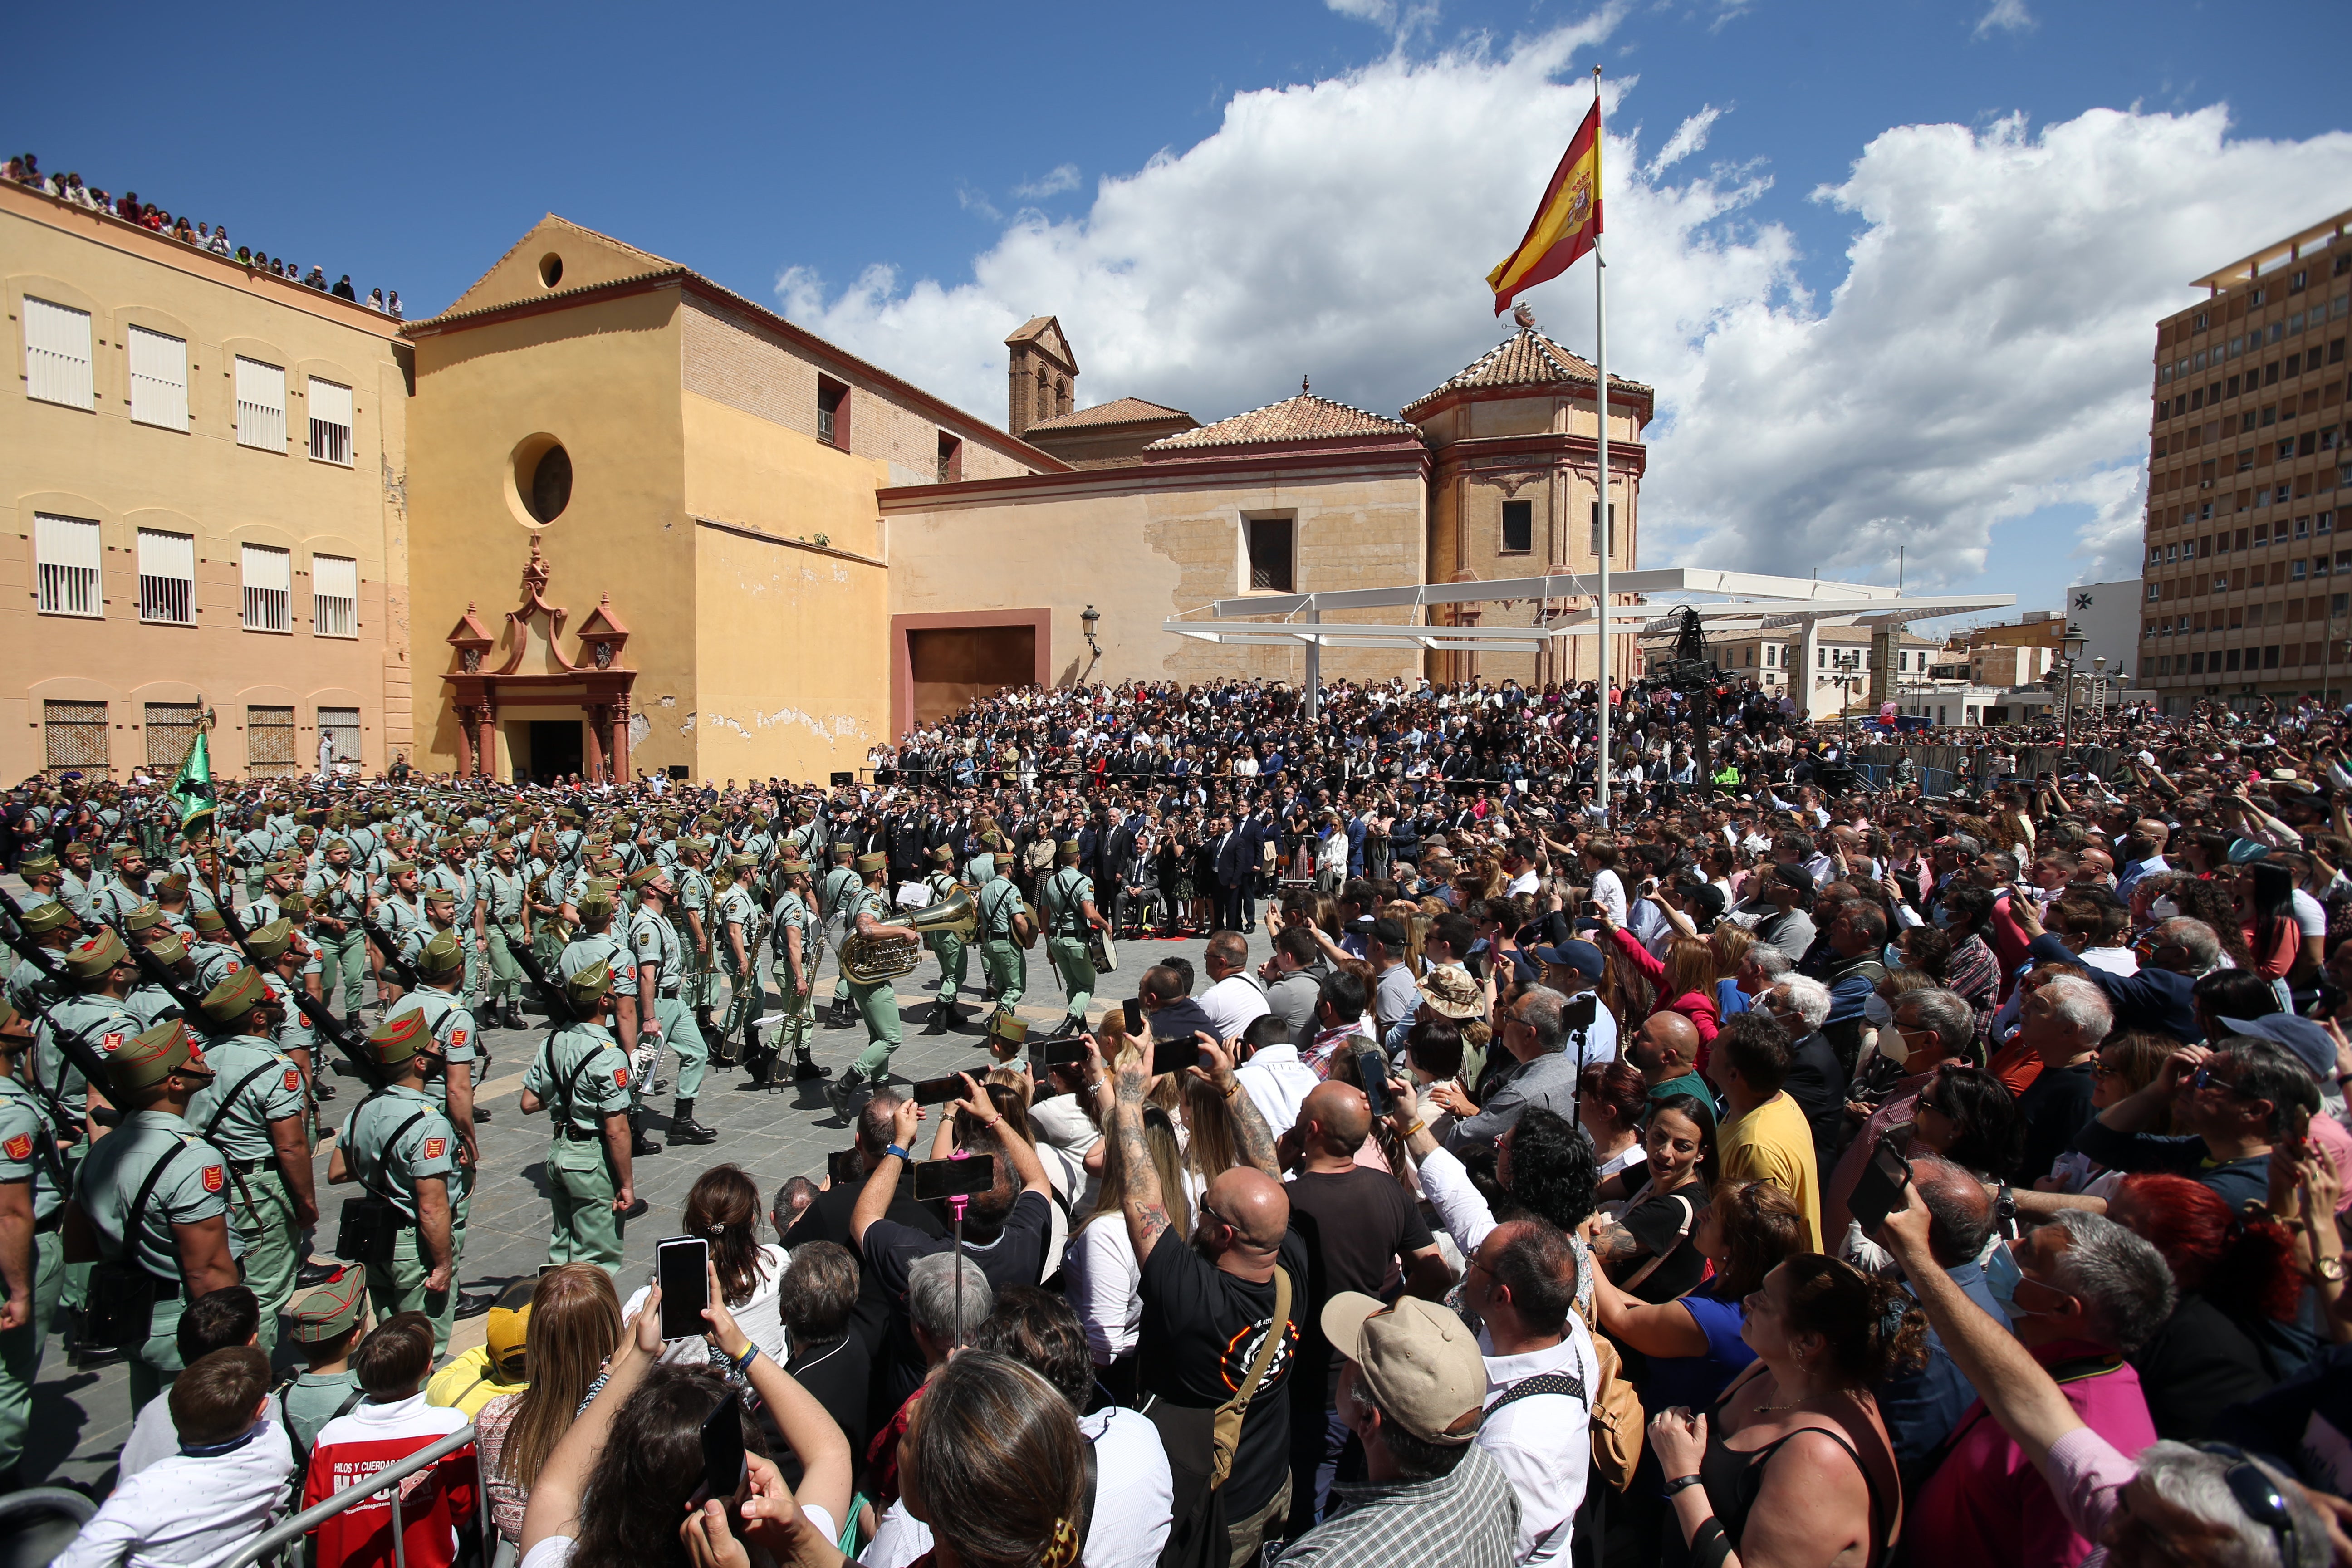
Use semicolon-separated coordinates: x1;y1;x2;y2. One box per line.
285;1267;368;1344
1369;917;1411;952
2219;1015;2335;1080
1530;938;1605;980
1771;863;1816;896
1319;1293;1486;1446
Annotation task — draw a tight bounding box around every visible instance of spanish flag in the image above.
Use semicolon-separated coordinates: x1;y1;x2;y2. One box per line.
1486;101;1602;315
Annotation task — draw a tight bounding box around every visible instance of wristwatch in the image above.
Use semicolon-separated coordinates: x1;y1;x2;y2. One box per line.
2315;1255;2347;1284
884;1143;912;1163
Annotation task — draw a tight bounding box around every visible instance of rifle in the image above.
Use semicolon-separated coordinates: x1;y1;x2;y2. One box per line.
216;897;388;1091
505;935;580;1027
0;921;118;1095
358;913;423;993
82;900;209;1019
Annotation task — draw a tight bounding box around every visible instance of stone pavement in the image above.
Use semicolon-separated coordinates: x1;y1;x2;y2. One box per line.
27;918;1260;1493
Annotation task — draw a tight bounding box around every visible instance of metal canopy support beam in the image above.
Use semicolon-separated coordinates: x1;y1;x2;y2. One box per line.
1201;567;1908;620
1303;603;1321;721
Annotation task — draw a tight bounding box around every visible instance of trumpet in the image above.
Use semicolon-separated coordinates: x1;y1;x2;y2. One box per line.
838;888;978;986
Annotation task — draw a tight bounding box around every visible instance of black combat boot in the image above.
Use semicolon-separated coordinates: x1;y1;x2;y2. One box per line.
671;1098;719;1144
630;1109;663;1157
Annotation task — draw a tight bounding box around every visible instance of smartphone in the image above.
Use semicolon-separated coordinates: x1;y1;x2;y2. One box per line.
701;1388;747;1503
656;1236;710;1341
1352;1043;1388;1120
909;1073;967;1107
1031;1039;1087;1071
1151;1034;1204;1075
1123;997;1145;1036
1847;1142;1913;1235
1579;900;1599;916
827;1148;862;1187
913;1152;998;1202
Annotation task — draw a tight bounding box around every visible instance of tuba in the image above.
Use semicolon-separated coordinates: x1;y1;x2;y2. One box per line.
838;888;978;987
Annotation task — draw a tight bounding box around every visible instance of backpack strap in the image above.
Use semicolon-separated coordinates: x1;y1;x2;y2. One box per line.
201;1060;288;1145
119;1132;199;1272
351;1095;434;1210
1489;1369;1588;1413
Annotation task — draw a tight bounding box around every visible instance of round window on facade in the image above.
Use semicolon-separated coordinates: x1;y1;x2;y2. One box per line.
538;253;564;289
507;434;573;529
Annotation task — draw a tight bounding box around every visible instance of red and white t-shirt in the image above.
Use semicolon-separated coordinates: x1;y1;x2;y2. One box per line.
304;1392;478;1568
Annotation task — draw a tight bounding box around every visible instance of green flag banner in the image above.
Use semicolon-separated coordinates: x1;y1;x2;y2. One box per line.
169;721;216;835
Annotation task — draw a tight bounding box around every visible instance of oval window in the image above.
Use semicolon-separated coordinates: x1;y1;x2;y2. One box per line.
529;444;572;524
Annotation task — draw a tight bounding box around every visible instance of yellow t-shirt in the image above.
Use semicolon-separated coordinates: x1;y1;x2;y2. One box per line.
1718;1091;1823;1252
425;1345;528;1417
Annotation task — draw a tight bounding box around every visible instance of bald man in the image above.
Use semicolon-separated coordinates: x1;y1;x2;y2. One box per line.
2113;820;2171;901
1114;1042;1304;1564
1280;1080;1450;1521
1626;1011;1712;1112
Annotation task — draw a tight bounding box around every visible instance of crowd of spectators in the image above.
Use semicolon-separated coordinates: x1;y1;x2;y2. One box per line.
6;152;402;318
32;665;2352;1568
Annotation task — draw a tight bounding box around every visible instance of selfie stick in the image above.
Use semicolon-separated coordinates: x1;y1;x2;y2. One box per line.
944;1147;974;1347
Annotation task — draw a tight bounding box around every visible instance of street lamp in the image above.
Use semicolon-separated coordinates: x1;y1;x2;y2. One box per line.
1080;603;1102;682
2057;623;2088;753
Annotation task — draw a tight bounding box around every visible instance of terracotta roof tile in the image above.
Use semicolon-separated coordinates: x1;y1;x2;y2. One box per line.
1403;327;1651;416
1145;391;1419;451
1025;396;1195;433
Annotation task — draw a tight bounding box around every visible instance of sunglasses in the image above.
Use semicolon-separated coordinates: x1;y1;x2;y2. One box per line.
2193;1443;2301;1566
2190;1064;2259;1098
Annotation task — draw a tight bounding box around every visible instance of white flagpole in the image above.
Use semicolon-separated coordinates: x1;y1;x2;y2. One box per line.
1592;65;1612;823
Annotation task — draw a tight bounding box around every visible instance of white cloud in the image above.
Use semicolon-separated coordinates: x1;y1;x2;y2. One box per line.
1325;0;1441;43
1975;0;2034;37
1015;163;1082;199
775;25;2352;606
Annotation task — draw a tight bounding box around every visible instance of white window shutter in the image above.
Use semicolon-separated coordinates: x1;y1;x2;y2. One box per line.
34;513;103;617
24;297;93;410
235;356;286;451
127;326;188;431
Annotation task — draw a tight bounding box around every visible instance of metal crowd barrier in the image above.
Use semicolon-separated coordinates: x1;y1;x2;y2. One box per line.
222;1423;485;1568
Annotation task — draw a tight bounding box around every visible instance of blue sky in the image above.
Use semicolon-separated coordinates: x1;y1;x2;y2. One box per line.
15;0;2352;628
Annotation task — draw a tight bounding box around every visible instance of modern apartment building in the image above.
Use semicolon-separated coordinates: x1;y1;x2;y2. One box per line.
2140;206;2352;712
1;180;412;781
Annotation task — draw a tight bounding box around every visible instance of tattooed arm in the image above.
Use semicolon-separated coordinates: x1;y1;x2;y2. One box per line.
1588;1216;1651;1271
1113;1057;1171;1264
1194;1032;1280;1177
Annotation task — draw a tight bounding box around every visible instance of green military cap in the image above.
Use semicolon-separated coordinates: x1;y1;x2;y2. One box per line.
696;814;722;832
123;902;164;934
726;853;757;872
113;1018;211;1095
294;825;318;842
779;859;811;877
435;835;463;852
265;858;304;877
980;830;1005;851
156;870;191;894
626;865;666;890
280;891;312;916
144;930;190;965
0;997;16;1034
385;860;418;877
17;900;75;936
1058;840;1079;855
796;802;817;820
370;805;393;821
416;930;465;978
63;930;129;981
854;852;887;875
285;1267;368;1343
576;889;617;919
565;957;612;1009
928;845;955;865
612;817;636;833
831;842;855;858
421;886;456;908
17;854;58;879
369;1009;434;1065
244;918;294;960
200;965;270;1025
990;1013;1029;1046
557;808;581;824
589;855;623;874
191;907;227;936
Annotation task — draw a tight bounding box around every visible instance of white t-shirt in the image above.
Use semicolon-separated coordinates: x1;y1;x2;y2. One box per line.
1588;868;1627;925
1199;973;1271;1041
859;1407;1171;1568
2293;887;2328;937
623;1242;791;1365
523;1504;839;1568
59;1420;296;1568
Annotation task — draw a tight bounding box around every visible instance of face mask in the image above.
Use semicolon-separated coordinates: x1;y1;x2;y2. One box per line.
2149;897;2180;920
1982;1241;2025;1320
1883;942;1906;970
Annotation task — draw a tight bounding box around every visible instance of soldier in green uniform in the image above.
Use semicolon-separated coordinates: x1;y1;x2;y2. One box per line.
823;853;922;1115
0;999;66;1486
674;838;720;1047
627;867;715;1145
382;932;489;1313
372;860;427;1015
1038;839;1107;1038
917;845;969;1036
561;890;654;1156
474;839;530;1031
63;1019;239;1412
973;849;1033;1029
54;844;99;925
184;966;314;1352
424;839;481;1007
248;859;304;929
90;845;156;930
5;899;79;1022
712;854;763;1071
304;841;371;1017
327;1012;463;1357
519;959;638;1273
185;908;244;995
753;859;827;1089
276;1268;368;1457
818;843;860;1029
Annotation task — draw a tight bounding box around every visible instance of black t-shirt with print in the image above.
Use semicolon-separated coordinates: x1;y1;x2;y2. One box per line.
1138;1228;1310;1518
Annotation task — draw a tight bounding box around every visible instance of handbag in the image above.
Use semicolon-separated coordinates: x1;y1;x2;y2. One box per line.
1566;1306;1647;1492
333;1097;432;1262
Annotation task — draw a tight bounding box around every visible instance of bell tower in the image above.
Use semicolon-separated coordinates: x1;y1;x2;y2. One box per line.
1004;315;1079;438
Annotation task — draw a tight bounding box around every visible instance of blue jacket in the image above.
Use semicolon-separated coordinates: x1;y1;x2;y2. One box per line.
2025;932;2201;1042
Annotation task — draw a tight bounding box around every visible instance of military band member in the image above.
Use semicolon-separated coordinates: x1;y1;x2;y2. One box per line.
675;838;720;1047
474;840;531;1031
627;866;714;1146
519;959;638;1272
184;967;313;1351
818;843;860;1029
919;844;969;1036
713;854;761;1070
327;1012;462;1357
758;860;827;1089
973;848;1032;1027
63;1019;238;1412
0;999;65;1486
823;853;921;1115
1038;839;1107;1038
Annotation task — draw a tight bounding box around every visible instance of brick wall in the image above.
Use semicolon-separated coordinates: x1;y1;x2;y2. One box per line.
681;298;1035;487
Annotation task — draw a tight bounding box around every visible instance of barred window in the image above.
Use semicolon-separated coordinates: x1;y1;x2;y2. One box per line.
308;377;353;466
318;707;361;764
23;297;93;410
137;528;195;625
246;706;295;776
144;703;201;771
34;513;102;618
312;554;358;638
242;544;291;632
128;325;189;431
235;356;286;451
43;700;108;776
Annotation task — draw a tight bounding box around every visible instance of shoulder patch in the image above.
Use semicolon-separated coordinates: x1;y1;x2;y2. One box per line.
2;1133;30;1161
101;1032;125;1053
423;1137;447;1160
450;1028;468;1050
283;1068;303;1093
200;1164;225;1194
613;1066;630;1090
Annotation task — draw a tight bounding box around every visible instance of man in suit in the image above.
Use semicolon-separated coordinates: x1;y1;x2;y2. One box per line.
1213;814;1250;935
1233;809;1266;933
